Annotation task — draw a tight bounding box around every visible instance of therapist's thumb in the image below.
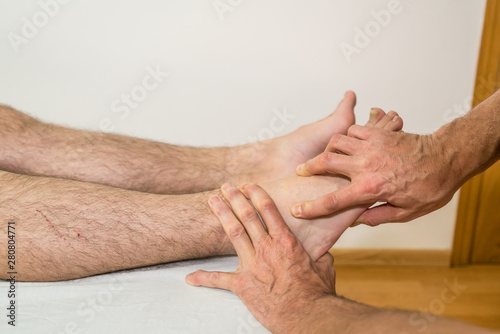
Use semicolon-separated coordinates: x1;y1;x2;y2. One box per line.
292;187;362;219
186;270;233;291
353;203;405;227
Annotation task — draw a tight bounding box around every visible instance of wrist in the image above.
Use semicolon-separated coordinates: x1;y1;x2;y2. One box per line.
433;94;500;187
431;122;472;191
278;294;379;334
270;293;337;334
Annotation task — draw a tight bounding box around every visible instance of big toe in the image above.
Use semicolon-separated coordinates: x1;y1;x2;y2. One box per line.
365;108;387;127
336;90;356;120
290;91;357;152
323;90;357;134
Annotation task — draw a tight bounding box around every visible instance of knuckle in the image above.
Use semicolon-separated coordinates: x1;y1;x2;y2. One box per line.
213;203;228;216
228;224;246;240
360;177;385;198
328;134;342;148
240;208;258;222
321;195;337;211
359;156;377;171
347;125;360;137
317;152;333;169
209;272;219;283
225;188;239;201
259;199;276;213
362;217;379;227
362;180;380;196
279;233;300;250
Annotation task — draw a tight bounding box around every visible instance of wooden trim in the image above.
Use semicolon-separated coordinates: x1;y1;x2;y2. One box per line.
451;0;500;265
330;249;451;267
451;174;483;265
471;0;500;107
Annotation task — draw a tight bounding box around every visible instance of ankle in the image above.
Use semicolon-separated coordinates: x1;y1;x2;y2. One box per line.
225;142;273;185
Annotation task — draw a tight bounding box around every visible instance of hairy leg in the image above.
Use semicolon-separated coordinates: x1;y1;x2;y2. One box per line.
0;170;347;281
0;93;355;194
0;107;398;281
0;170;230;281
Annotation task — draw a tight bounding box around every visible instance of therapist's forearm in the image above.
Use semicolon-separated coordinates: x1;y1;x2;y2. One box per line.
433;89;500;187
285;296;491;334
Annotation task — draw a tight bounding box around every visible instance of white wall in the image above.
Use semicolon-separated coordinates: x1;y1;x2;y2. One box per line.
0;0;486;249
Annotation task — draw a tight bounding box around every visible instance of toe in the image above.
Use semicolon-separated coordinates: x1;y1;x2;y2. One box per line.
365;108;386;127
383;114;404;131
374;110;398;129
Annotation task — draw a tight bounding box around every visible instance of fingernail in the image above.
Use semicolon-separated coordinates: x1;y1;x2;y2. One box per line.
296;164;304;174
221;183;235;192
292;205;302;217
185;275;195;286
392;116;399;122
209;195;220;205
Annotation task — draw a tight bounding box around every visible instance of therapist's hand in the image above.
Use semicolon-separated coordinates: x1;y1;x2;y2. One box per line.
185;183;336;334
293;120;459;225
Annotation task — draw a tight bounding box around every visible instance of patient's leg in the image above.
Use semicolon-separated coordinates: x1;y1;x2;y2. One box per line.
0;170;232;281
0;92;355;194
0;170;343;281
0;110;399;281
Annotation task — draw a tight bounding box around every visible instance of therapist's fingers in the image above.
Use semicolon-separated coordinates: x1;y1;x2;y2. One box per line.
324;134;363;156
221;183;268;244
354;203;409;226
185;270;235;291
296;152;356;177
347;124;377;140
208;194;254;257
292;183;376;219
239;183;289;236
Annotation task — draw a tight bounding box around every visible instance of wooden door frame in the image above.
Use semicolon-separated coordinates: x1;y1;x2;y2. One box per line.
451;0;500;266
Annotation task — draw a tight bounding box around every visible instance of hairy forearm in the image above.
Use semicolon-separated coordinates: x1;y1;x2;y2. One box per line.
433;89;500;187
0;105;261;194
279;295;492;334
0;170;231;281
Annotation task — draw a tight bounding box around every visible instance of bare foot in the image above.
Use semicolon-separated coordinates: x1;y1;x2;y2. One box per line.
250;109;402;260
230;91;357;184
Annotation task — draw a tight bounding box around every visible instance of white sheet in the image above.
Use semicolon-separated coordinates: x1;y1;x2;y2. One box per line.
0;256;270;334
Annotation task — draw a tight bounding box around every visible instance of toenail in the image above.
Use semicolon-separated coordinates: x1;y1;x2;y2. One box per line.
370;109;379;116
392;116;399;122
